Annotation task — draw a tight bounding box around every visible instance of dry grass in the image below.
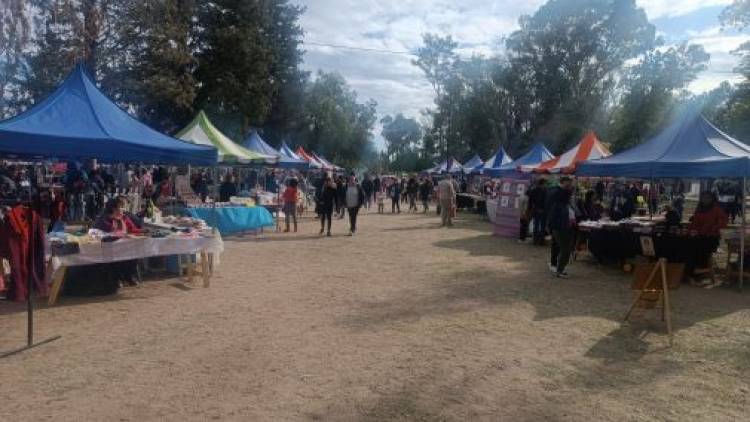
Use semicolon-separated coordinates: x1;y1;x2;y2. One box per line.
1;208;749;421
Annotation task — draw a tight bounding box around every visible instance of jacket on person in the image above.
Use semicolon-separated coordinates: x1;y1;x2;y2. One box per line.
547;189;575;231
317;185;338;214
345;184;366;209
689;204;728;236
0;206;48;302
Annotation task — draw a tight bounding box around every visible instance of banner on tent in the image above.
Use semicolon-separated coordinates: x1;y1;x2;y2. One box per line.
492;178;530;238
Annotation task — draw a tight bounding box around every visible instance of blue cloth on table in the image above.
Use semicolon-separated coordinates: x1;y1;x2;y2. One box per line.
186;206;274;235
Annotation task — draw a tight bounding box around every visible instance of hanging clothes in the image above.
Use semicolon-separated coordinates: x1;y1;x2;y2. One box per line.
0;206;48;302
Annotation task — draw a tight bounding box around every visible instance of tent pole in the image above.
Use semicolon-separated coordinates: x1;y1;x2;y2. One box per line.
741;177;746;291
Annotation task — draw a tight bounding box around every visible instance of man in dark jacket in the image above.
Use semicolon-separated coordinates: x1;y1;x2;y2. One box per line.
361;175;374;209
547;177;575;278
344;174;366;235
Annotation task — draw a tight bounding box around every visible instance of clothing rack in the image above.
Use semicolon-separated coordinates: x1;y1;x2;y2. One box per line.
1;202;61;358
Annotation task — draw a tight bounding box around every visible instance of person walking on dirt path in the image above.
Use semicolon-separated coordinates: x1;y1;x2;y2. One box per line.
419;177;432;213
281;178;299;233
362;175;374;210
407;176;419;212
316;175;338;236
438;174;457;227
345;174;366;235
390;181;402;213
335;175;346;219
547;177;576;278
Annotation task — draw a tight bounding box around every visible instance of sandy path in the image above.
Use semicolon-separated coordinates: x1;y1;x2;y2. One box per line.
1;209;749;421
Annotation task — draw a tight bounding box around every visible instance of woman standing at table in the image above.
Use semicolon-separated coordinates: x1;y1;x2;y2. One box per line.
687;192;728;285
316;176;338;236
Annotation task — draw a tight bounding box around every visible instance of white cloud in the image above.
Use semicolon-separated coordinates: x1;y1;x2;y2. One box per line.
297;1;743;149
636;0;732;19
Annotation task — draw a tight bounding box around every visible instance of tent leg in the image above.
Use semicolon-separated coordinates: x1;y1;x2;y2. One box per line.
741;177;746;291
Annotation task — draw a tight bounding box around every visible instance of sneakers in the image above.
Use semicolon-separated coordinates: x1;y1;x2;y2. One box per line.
555;271;569;279
548;263;557;273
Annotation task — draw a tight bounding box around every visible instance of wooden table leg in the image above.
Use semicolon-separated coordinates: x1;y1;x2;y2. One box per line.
186;256;194;284
48;266;67;306
200;252;210;287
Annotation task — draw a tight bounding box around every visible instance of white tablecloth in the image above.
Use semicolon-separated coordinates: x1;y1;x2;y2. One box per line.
51;234;224;271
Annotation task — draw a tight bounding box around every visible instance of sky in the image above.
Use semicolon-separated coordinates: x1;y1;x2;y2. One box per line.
297;0;748;147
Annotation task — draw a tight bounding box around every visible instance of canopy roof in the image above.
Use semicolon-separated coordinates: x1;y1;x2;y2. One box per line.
0;65;217;166
280;141;302;160
243;130;308;169
491;143;554;177
521;131;610;174
296;146;324;169
462;154;484;175
428;157;463;174
176;111;268;164
578;113;750;178
311;151;343;171
481;147;513;175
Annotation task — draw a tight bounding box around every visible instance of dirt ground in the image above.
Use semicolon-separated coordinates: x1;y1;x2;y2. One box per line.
1;208;749;421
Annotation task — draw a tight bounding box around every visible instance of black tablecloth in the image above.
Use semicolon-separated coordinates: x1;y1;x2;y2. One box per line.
584;228;715;264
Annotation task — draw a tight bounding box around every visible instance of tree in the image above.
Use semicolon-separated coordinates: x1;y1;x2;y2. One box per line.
112;0;197;133
380;114;422;162
505;0;656;149
194;0;306;138
413;33;459;158
608;43;709;151
297;71;377;168
0;0;31;118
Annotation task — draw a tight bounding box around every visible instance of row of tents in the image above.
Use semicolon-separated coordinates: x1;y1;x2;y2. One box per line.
0;65;343;171
426;131;610;177
429;110;749;180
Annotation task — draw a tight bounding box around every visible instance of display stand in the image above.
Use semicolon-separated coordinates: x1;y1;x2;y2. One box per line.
1;208;61;359
624;258;681;347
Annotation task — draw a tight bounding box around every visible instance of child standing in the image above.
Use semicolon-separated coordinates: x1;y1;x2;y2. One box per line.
282;178;299;233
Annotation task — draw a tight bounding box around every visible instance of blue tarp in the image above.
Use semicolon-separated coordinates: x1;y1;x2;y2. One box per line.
491;143;554;177
462;154;484;175
578;112;750;178
185;206;275;235
481;147;513;176
0;65;217;165
243;130;308;169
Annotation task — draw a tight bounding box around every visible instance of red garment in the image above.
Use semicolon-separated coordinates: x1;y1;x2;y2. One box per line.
0;206;48;302
689;205;728;236
281;186;298;205
93;215;143;235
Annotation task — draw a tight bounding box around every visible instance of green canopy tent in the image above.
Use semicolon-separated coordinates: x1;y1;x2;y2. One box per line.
176;111;276;164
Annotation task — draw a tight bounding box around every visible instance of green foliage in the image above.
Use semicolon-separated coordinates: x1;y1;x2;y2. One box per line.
296;71;378;169
608;43;710;151
0;0;31;118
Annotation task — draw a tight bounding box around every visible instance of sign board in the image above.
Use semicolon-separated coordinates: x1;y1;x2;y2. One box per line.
493;177;530;238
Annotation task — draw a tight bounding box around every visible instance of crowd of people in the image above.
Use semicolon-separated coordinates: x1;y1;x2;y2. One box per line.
520;177;731;283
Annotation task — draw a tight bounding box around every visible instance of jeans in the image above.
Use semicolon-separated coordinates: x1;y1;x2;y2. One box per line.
392;198;400;213
408;193;417;211
552;229;575;274
520;218;530;241
532;210;547;244
320;211;333;233
348;207;360;232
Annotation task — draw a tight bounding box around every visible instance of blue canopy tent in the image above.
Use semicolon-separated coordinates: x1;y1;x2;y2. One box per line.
428;157;463;175
0;65;217;166
577;113;750;178
481;147;513;176
577;112;750;290
462;154;484;175
492;143;554;177
243;130;308;169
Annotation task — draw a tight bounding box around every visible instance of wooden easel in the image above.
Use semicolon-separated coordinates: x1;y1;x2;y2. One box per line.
624;258;680;346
